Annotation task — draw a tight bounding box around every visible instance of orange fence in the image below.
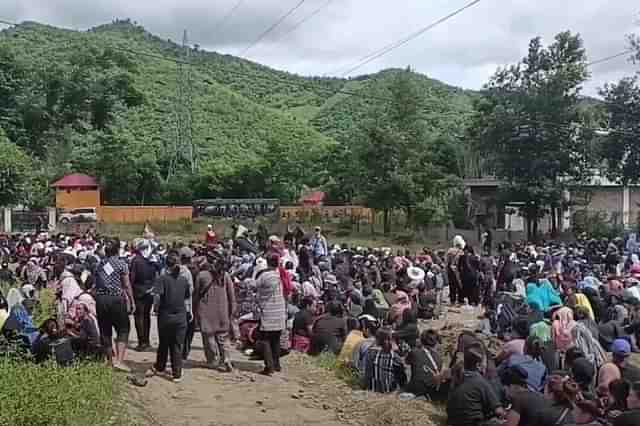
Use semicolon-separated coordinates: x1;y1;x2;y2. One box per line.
98;206;192;224
280;205;373;222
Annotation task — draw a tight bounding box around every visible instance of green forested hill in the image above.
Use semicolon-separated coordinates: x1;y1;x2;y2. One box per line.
0;19;475;206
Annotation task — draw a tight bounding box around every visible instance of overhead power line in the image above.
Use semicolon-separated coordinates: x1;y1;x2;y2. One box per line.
271;0;333;42
211;0;246;40
237;0;307;57
335;0;483;77
587;49;633;67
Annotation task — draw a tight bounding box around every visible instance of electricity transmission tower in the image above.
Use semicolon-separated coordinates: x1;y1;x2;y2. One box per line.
168;29;196;180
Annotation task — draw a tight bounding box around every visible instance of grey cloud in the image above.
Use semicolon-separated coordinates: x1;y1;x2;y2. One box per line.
1;0;638;96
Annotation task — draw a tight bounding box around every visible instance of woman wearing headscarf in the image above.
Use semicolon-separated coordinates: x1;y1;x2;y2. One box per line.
526;265;562;312
388;290;411;326
552;306;577;353
6;287;24;312
21;258;47;288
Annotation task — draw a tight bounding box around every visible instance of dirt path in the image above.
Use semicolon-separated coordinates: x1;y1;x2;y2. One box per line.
124;317;349;426
121;307;475;426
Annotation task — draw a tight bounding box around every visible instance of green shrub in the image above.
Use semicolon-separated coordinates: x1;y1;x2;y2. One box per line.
0;359;125;426
314;352;360;388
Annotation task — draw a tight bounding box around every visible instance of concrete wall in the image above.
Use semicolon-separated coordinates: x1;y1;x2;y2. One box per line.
584;188;623;222
56;189;101;210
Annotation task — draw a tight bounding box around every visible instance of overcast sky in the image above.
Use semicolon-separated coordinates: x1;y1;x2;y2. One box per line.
1;0;638;96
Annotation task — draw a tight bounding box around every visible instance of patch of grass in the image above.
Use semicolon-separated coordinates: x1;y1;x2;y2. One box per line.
314;352;361;388
0;358;129;426
32;288;56;325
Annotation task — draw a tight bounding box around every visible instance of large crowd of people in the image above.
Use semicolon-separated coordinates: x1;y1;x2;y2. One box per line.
2;225;640;425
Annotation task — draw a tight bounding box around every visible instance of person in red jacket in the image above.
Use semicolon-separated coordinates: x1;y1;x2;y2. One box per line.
205;225;217;246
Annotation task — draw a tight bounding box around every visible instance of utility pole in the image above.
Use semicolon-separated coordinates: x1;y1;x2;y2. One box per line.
168;29;196;181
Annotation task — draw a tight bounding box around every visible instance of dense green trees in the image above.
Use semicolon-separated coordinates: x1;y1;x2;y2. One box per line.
473;32;592;239
0;21;474;215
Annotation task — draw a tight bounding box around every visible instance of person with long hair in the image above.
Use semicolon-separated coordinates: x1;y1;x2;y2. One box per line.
195;252;236;372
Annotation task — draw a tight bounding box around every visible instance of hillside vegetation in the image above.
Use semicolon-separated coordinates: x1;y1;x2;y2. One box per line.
0;19;475;206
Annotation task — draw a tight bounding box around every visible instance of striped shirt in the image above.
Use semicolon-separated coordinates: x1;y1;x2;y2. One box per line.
364;346;406;393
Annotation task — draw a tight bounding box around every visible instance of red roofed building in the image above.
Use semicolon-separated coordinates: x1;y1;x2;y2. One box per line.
51;173;100;210
301;191;326;206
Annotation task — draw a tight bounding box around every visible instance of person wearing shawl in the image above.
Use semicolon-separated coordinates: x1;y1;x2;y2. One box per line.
525;265;561;312
6;287;24;312
552;306;577;353
21;258;47;288
389;290;411;325
59;271;100;350
571;320;607;371
6;303;39;345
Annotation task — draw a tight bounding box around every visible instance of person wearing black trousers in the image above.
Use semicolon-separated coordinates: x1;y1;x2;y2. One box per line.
179;247;197;360
130;241;157;351
147;251;190;383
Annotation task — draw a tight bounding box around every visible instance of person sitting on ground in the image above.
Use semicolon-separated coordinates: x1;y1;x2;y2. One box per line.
501;365;550;426
575;305;599;342
31;318;62;363
598;339;640;396
337;317;364;366
612;380;640;426
363;327;406;393
552;306;577;354
496;317;529;365
351;315;379;380
500;335;548;392
569;399;607;426
598;304;628;351
393;308;418;351
605;379;629;423
540;372;580;425
309;301;347;355
291;296;315;353
447;345;504;426
571;357;596;400
404;329;448;401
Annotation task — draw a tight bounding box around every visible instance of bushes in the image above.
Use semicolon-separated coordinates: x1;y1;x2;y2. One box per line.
0;288;128;426
314;352;360;388
0;359;122;426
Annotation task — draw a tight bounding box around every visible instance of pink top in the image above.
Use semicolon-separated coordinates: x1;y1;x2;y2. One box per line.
503;338;526;358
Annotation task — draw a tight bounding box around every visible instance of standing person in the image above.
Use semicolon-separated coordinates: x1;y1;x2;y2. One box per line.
460;246;480;305
179;247;196;360
130;240;156;351
147;251;190;383
255;253;286;376
205;224;217;247
310;227;328;259
94;239;135;372
195;252;236;372
447;236;465;305
483;227;493;256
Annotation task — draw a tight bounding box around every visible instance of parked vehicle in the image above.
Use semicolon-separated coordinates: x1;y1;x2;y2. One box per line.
58;208;97;224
